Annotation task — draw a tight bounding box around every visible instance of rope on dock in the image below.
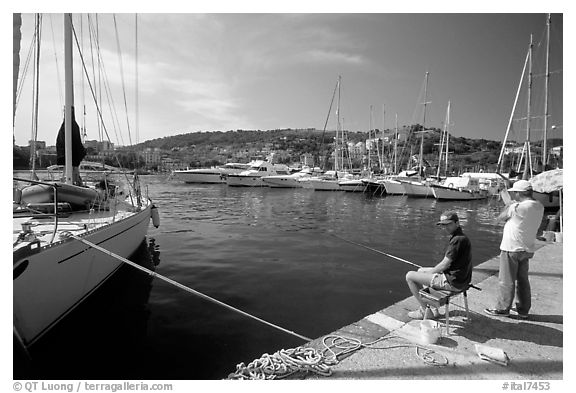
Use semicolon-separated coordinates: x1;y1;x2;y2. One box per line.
70;235;312;342
227;333;449;380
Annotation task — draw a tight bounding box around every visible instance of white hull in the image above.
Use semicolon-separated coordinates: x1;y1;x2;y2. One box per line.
172;170;224;184
301;178;342;191
339;179;367;192
401;181;433;198
261;176;304;188
431;185;487;200
382;179;406;195
226;175;266;187
13;203;152;346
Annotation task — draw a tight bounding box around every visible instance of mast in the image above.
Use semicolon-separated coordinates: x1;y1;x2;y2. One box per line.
135;13;139;145
497;50;529;172
394;113;398;174
445;101;450;174
436;101;450;179
419;71;430;177
368;105;372;173
335;75;341;171
522;34;533;180
542;13;551;169
64;13;74;185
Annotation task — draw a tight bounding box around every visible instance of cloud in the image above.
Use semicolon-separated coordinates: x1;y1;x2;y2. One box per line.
301;49;366;65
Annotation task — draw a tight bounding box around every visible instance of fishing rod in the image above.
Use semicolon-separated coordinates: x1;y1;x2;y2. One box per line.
327;231;421;268
329;231;482;291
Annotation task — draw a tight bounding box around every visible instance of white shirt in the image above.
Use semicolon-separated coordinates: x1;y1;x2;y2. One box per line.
500;199;545;252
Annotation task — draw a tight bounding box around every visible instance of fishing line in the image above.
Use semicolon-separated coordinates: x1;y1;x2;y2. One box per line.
327;231;422;268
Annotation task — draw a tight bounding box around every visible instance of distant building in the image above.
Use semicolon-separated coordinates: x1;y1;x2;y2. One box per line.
143;147;162;166
84;139;115;152
28;140;46;150
300;153;314;167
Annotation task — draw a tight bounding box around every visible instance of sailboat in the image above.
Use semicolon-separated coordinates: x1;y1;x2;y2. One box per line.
13;14;156;349
496;14;562;209
302;75;351;191
430;101;488;201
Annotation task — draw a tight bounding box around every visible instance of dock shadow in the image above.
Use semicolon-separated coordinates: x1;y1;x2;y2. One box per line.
454;312;563;348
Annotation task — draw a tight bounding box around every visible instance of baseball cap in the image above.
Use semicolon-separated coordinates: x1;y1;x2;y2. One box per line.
507;179;532;192
437;211;459;225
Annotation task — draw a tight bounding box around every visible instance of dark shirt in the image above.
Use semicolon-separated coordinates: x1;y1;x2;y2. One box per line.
443;226;472;290
56;111;86;167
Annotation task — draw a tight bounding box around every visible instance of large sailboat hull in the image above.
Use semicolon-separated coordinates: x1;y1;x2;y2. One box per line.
401;181;433;198
339;179;367;192
382;179;406;195
13;204;152;347
431;185;487;200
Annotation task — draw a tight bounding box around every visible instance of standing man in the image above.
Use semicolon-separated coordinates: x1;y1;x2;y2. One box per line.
405;211;473;319
485;180;544;319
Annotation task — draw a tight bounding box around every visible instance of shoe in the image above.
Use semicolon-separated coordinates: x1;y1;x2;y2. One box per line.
408;307;435;320
511;307;529;319
484;308;510;317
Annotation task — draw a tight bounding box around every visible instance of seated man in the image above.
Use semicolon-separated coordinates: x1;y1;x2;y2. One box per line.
405;211;472;319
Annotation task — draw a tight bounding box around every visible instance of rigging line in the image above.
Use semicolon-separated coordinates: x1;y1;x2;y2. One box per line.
71;235;312;343
73;20;130;176
15;18;37;115
113;14;134;146
77;17;126;153
48;14;64;109
327;231;421;268
86;15;126;147
87;14;101;143
318;78;339;171
31;13;42;176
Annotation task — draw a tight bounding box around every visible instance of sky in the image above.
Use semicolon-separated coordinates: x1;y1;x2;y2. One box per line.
9;3;566;148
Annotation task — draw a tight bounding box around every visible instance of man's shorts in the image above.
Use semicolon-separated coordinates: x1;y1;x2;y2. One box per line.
430;273;459;291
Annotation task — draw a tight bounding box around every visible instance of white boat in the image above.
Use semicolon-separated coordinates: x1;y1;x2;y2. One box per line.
399;179;434;198
339;178;367;192
46;161;133;178
361;177;386;196
172;162;250;184
261;167;314;188
300;171;349;191
460;172;508;196
430;176;488;200
381;178;406;195
226;160;291;187
13;14;155;348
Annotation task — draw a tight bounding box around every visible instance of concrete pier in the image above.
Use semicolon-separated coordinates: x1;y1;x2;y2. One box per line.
299;239;563;380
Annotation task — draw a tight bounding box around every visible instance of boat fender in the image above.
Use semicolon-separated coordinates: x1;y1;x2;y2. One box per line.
151;204;160;228
448;183;454;188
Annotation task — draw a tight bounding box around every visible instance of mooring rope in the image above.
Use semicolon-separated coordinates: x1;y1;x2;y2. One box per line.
71;235;312;342
71;234;451;380
227;333;449;380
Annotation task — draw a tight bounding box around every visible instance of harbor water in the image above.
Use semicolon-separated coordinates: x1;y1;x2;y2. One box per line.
16;174;507;379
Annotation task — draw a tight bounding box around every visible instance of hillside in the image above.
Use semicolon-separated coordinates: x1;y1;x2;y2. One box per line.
136;127;562;172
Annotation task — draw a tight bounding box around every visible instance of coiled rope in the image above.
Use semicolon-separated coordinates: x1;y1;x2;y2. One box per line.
227;333;449;380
